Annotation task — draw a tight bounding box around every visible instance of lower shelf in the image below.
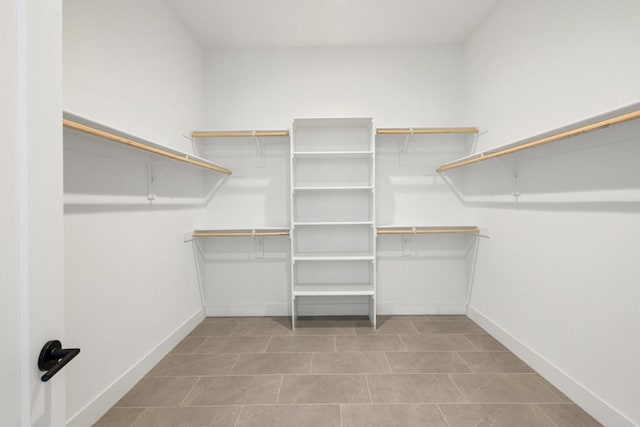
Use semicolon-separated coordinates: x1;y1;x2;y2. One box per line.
293;283;375;297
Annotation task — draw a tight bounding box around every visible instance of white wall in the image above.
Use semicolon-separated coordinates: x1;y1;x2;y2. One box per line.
64;0;205;150
205;46;464;129
201;46;474;316
463;1;640;426
63;1;208;425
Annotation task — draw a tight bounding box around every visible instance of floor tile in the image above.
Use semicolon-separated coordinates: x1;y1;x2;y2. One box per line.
533;374;572;402
457;351;533;373
188;322;238;337
536;403;603;426
355;319;418;335
232;321;293;336
439;403;556;427
296;319;355;328
93;407;144;427
147;354;238;376
401;334;476;351
294;327;356;335
196;336;270;353
450;373;567;403
341;404;448;427
115;377;197;407
132;407;241;427
464;334;507;350
267;335;335;352
182;375;281;405
278;374;370;403
386;352;472;373
231;352;311;374
312;352;391;374
202;316;258;324
367;374;465;403
336;335;405;351
170;336;207;354
412;318;485;334
236;405;341;427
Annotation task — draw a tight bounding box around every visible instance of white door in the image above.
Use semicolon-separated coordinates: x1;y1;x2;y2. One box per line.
1;1;65;425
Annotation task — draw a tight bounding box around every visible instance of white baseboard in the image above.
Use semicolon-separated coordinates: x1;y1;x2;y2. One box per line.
378;301;467;315
206;303;288;316
466;306;636;427
205;301;468;317
66;309;205;427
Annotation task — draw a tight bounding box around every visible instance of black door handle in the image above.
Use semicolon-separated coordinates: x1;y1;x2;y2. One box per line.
38;340;81;382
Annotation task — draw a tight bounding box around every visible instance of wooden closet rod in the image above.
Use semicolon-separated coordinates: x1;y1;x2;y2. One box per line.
377;128;478;135
437;110;640;172
192;131;289;138
63;119;232;175
377;228;480;235
193;231;290;237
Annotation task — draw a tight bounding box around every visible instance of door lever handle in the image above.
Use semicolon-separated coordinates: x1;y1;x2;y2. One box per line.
38;340;81;382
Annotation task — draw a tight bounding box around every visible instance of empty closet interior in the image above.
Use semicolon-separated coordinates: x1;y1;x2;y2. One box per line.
61;1;640;426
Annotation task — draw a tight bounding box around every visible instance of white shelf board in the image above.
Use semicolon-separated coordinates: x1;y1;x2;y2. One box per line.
293;185;374;191
293;151;373;158
63;111;229;173
437;101;640;171
376;225;478;230
293;283;374;297
294;221;374;226
294;252;374;261
194;226;290;233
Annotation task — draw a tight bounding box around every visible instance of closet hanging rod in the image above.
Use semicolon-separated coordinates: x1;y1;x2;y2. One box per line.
377;127;478;135
193;231;290;237
63;119;232;175
192;130;289;138
377;228;480;235
437;109;640;173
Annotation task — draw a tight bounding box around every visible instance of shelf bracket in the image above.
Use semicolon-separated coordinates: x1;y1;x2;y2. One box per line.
253;231;265;259
493;156;521;209
147;162;155;201
402;229;416;256
399;128;413;165
253;131;265;168
183;134;201;157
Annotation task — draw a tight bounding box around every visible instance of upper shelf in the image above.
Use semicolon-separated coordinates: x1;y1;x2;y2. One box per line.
193;227;290;237
63;112;232;175
191;130;289;138
376;225;480;235
436;103;640;173
377;127;478;136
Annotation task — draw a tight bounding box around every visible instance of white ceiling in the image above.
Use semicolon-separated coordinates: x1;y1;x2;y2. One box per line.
164;0;498;47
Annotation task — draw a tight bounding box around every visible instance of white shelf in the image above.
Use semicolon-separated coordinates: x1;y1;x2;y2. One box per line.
376;225;478;230
193;226;290;237
63;111;231;175
293;151;373;158
293;283;374;297
437;102;640;172
293;185;373;191
294;221;374;226
294;252;375;261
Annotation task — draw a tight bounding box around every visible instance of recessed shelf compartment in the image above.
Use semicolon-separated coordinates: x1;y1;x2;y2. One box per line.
293;283;375;297
293;156;373;187
294;221;374;226
294;253;375;261
294;190;373;223
293;186;374;191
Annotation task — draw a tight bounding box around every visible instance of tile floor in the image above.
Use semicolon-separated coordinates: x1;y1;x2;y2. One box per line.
95;315;602;426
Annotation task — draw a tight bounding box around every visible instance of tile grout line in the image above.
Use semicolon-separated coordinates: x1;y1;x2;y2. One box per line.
178;376;201;407
128;407;148;427
382;351;394;373
364;375;374;404
436;404;452;427
274;374;285;404
533;404;562;427
454;351;476;373
233;405;245;427
227;353;242;375
447;373;468;404
264;336;273;352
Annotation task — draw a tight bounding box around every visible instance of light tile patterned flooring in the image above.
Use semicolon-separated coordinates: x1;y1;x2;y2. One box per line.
95;315;602;426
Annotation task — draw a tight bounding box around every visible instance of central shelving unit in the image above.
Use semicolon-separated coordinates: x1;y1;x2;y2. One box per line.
290;118;376;329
